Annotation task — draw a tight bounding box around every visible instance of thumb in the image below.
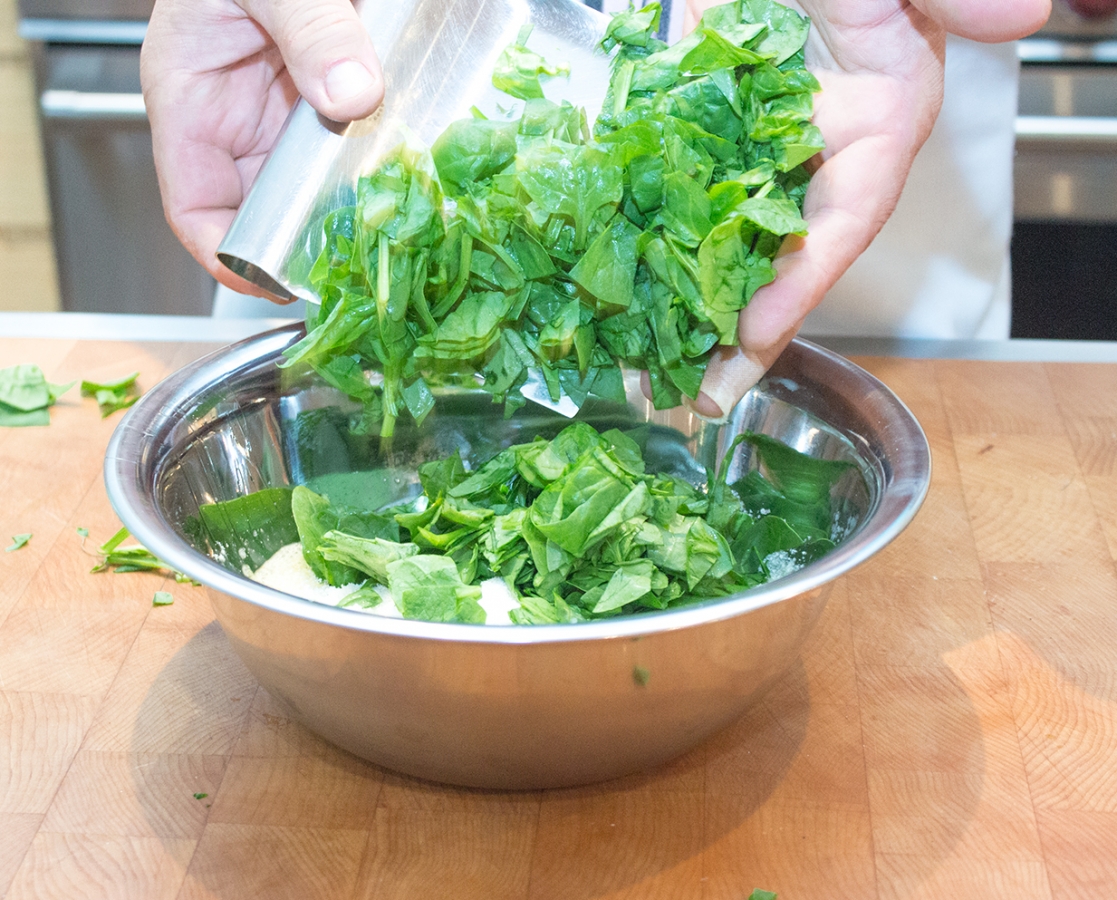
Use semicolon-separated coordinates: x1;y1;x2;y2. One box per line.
244;0;384;122
909;0;1050;42
685;340;789;421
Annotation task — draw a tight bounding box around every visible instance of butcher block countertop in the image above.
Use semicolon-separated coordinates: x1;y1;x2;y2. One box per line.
3;318;1117;900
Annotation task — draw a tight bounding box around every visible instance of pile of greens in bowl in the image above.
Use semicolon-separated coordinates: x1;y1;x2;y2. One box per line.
191;420;857;624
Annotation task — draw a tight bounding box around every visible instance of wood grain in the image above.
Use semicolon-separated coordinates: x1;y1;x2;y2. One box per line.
2;339;1117;899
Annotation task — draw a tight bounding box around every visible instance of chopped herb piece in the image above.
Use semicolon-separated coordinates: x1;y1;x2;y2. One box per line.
89;526;196;583
0;406;50;428
153;591;174;606
81;372;141;417
6;533;32;552
76;527;90;539
193;792;208;800
492;25;570;100
0;364;73;427
184;486;299;572
633;665;650;686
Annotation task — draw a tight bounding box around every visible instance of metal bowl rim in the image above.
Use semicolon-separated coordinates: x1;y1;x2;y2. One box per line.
104;324;930;646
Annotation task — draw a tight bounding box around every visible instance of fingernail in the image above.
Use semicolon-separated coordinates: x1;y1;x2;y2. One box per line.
696;351;769;420
685;391;726;420
325;59;376;104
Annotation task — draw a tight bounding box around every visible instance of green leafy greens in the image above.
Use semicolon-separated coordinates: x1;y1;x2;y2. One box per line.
284;0;821;435
89;526;195;583
81;372;141;417
0;365;142;425
6;533;32;552
0;364;73;427
199;422;854;625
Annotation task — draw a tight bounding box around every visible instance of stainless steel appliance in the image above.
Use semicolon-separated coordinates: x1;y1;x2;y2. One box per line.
1013;0;1117;339
17;3;215;315
22;0;1109;333
17;0;682;318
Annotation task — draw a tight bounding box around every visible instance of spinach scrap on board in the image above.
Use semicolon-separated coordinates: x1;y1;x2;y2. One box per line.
282;0;822;436
0;365;142;425
88;526;196;584
6;533;32;552
0;364;73;427
81;372;141;418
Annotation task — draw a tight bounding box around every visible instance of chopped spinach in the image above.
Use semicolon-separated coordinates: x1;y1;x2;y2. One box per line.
0;365;142;424
90;526;195;583
6;533;32;552
291;484;401;586
81;372;141;418
0;364;73;427
493;24;571;101
206;422;854;624
284;0;821;434
185;486;300;572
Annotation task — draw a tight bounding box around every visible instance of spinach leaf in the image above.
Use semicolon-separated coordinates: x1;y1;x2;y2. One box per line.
739;0;810;65
291;485;399;586
492;26;570;101
90;526;195;582
6;533;31;552
509;592;586;624
0;364;73;427
186;486;299;572
387;555;485;624
319;531;420;583
569;218;641;311
285;2;821;431
0;406;50;428
432;118;519;195
243;421;860;625
601;4;660;52
738;432;853;513
516;143;624;250
0;365;60;410
593;559;656;613
81;372;141;418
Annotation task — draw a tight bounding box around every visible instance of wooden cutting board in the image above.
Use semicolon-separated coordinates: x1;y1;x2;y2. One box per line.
2;336;1117;900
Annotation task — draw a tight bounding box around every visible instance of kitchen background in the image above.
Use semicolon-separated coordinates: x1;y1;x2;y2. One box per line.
2;0;1116;336
0;0;58;313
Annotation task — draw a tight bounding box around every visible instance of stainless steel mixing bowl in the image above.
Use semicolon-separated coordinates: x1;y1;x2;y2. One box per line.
105;325;929;789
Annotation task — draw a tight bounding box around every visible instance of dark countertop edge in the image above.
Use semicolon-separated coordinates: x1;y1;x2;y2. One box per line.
5;311;1117;364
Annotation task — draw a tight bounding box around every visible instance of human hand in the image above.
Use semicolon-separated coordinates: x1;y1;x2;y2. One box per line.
140;0;385;298
682;0;1050;418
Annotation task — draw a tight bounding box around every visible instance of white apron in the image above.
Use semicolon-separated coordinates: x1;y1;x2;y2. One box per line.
801;35;1020;339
